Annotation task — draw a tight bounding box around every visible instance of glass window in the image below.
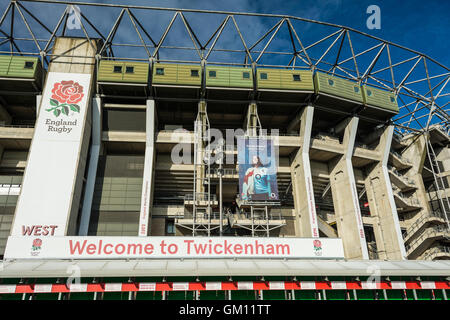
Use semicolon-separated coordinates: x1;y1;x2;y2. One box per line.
367;89;372;96
103;109;146;132
166;220;175;235
191;69;199;77
390;96;395;103
113;65;122;73
24;61;34;69
260;72;268;80
125;66;134;73
328;79;334;86
243;71;250;79
354;86;360;93
208;70;216;78
156;68;164;75
292;74;301;81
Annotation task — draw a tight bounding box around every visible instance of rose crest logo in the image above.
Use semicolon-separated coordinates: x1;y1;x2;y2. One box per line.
45;80;84;117
31;238;42;256
31;238;42;254
313;239;322;256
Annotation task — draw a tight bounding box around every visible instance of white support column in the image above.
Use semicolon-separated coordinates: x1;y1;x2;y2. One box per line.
330;117;369;260
290;106;319;237
78;96;102;236
138;99;157;236
36;95;42;118
374;125;407;259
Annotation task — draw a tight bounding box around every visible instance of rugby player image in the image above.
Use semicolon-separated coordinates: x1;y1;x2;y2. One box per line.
241;155;277;201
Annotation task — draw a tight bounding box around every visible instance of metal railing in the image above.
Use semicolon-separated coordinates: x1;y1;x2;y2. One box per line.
387;165;416;186
422;245;450;260
0;124;35;128
207;168;237;176
178;211;222;221
393;189;420;207
405;225;450;254
231;210;283;221
184;193;217;202
403;211;446;240
355;141;377;151
312;132;339;142
391;150;413;165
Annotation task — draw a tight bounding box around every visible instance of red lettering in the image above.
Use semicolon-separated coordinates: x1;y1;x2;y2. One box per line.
193;243;208;254
235;244;242;254
213;243;223;254
98;240;103;254
184;240;193;254
115;244;125;255
21;225;58;236
167;244;178;254
104;244;113;255
69;240;87;255
224;240;232;254
33;225;42;236
127;244;143;255
86;244;96;254
49;225;58;236
144;244;154;255
42;226;49;236
22;225;34;236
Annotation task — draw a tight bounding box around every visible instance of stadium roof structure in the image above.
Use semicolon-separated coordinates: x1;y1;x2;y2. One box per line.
0;0;448;136
2;258;450;277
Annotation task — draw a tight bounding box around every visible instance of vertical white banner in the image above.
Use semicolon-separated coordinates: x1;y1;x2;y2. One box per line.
138;100;155;236
11;72;92;237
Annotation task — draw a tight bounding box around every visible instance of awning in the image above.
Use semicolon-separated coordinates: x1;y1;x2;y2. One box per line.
1;259;449;278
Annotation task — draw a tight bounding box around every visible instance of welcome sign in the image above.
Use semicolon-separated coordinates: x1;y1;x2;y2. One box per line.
4;236;345;260
10;72;92;237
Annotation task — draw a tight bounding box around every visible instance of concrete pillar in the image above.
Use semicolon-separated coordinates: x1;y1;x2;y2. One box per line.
329;117;369;259
36;95;42;117
78;96;102;236
10;37;99;237
244;102;259;136
402;134;433;216
138;99;157;236
290;106;319;237
364;125;407;260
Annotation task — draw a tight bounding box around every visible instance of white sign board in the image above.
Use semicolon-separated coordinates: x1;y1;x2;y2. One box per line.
11;72;92;237
4;236;344;260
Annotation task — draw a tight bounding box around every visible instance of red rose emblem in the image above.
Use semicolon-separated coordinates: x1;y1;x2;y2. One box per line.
33;238;42;247
51;80;84;104
313;240;322;248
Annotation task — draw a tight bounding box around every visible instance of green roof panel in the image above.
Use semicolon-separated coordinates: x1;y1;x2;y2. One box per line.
362;85;399;113
314;72;364;104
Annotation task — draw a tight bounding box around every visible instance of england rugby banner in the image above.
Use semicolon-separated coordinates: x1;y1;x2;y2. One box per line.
10;72;92;237
4;236;345;260
238;137;279;202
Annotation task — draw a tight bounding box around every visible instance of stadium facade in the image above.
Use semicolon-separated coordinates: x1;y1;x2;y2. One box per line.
0;0;449;300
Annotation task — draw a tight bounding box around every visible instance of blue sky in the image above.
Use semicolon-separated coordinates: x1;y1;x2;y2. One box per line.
0;0;448;128
70;0;448;65
0;0;448;64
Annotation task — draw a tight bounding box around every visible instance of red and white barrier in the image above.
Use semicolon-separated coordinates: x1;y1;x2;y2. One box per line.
0;280;448;294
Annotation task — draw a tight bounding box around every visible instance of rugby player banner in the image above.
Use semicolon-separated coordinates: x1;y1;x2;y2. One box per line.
238;137;279;202
4;236;345;260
